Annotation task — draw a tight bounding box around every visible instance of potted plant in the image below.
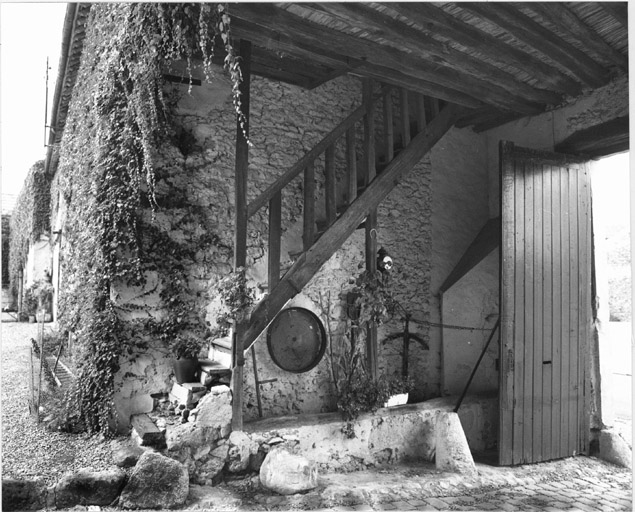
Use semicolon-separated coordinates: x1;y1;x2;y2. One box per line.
380;374;414;407
33;280;54;321
169;333;205;384
23;286;39;323
209;267;255;341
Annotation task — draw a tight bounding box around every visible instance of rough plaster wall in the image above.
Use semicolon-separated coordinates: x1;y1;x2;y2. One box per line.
376;157;433;401
442;251;499;396
430;126;492;398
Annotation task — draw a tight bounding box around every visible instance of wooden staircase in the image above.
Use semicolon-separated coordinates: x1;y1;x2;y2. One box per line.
241;87;464;352
225;75;465;428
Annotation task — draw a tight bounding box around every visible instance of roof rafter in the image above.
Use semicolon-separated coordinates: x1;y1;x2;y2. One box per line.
525;2;628;71
300;2;563;106
459;2;609;88
389;2;582;96
230;3;545;114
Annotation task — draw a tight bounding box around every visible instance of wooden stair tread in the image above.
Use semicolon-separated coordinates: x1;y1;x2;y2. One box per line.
131;413;165;447
210;337;232;350
199;358;231;374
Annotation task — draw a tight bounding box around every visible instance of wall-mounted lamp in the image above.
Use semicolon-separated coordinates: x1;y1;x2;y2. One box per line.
377;247;393;272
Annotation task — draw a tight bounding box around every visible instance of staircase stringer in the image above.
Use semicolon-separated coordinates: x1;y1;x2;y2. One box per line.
241;102;466;353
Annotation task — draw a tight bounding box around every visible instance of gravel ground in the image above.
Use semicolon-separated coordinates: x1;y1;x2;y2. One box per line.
1;319;115;486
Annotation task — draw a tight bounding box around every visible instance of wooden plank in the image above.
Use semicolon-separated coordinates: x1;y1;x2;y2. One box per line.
231;39;252;432
559;166;571;457
512;156;525;465
346;127;357;204
522;158;534;464
460;3;608;88
567;168;580;457
541;164;554;462
580;166;592;453
391;2;582;95
400;88;411;147
325;145;336;225
499;141;516;466
131;414;165;447
528;3;628;70
303;162;316;251
531;163;544;463
241;103;466;352
268;192;282;289
383;89;394;162
550;163;563;459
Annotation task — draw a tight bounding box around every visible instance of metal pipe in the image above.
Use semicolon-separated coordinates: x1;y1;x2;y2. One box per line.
453;318;501;413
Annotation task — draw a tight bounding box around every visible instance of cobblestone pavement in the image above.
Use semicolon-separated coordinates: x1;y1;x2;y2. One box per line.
186;455;632;511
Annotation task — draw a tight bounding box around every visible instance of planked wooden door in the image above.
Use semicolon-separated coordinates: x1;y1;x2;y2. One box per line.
499;141;593;466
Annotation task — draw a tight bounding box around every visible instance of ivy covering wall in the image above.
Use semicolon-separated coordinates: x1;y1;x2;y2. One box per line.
51;3;238;435
9;160;51;299
2;214;11;290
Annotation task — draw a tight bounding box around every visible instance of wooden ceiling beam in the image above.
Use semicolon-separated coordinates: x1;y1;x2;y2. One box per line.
460;3;609;88
555;116;629;157
230;4;545;114
526;3;628;71
390;2;582;96
231;20;486;108
303;2;563;106
599;2;628;29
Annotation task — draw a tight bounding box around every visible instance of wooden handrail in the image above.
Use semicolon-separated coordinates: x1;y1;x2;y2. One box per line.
247;89;389;219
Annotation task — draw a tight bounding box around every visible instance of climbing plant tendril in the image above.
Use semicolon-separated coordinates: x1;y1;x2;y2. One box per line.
52;3;245;435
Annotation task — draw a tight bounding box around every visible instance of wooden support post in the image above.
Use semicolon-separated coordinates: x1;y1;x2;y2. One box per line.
268;192;281;289
363;78;378;380
383;87;394;162
400;88;410;146
231;39;252;432
431;97;440;118
325;145;336;225
416;93;427;134
303;161;316;251
346;126;357;203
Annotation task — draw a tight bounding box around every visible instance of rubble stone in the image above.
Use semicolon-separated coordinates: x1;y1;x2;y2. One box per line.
53;468;126;508
119;452;189;509
259;448;319;495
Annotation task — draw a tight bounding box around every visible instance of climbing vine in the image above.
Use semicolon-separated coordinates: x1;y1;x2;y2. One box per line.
53;3;245;435
9;160;52;301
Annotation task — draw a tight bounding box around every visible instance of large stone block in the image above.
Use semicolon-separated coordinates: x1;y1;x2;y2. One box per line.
193;385;232;434
53;468;126;508
259;448;319;495
119;452;189;509
435;411;477;475
2;479;46;511
599;429;632;468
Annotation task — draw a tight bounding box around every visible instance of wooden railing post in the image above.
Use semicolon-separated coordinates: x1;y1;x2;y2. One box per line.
416;93;427;134
325;145;337;225
400;88;411;146
383;87;394;162
268;192;282;289
231;39;251;432
346;126;357;204
303;161;315;251
363;78;378;380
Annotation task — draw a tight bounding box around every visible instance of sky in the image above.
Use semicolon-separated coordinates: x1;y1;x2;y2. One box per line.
0;2;66;210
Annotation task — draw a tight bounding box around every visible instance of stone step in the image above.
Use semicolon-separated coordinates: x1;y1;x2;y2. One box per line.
169;381;208;407
131;413;165;447
207;343;232;372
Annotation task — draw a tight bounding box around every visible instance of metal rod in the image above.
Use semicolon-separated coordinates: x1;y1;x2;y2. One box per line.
251;345;263;418
453;318;501;413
